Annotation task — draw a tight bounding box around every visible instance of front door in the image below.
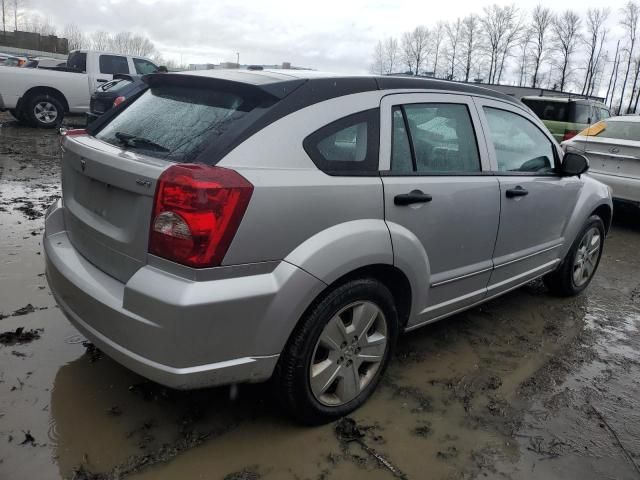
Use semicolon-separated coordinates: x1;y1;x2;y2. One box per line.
473;97;582;296
380;93;500;326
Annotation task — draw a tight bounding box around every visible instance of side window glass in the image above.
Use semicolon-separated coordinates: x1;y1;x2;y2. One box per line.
483;107;556;173
134;58;158;74
391;107;413;173
99;55;130;75
303;109;379;174
402;103;481;173
600;108;610;119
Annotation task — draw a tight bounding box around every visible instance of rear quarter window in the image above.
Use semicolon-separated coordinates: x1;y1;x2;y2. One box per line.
303;109;380;175
95;84;257;163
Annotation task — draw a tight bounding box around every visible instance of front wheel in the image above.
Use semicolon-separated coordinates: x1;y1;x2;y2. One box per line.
275;278;399;424
544;215;605;296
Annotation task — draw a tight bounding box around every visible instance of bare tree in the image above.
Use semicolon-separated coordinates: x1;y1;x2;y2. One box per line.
10;0;24;31
606;41;620;105
619;1;640;114
22;13;56;35
629;54;640;112
431;21;445;76
481;4;519;84
91;31;111;51
401;26;430;75
461;14;482;82
2;0;7;33
582;8;610;95
383;37;400;74
551;10;581;91
516;27;533;86
530;5;554;88
63;24;88;51
445;18;463;80
371;40;385;74
495;11;521;84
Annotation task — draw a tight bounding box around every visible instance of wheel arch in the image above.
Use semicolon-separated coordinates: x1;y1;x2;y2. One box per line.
21;86;70;113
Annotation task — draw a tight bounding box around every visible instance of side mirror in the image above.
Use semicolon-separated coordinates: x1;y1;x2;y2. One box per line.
561;152;589;176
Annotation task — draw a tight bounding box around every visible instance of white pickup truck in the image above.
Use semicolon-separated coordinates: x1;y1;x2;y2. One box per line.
0;50;159;128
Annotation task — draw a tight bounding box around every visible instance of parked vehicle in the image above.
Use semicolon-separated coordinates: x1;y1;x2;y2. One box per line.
44;71;612;424
562;116;640;207
22;57;67;68
0;50;159;128
1;55;27;67
87;74;147;124
522;96;610;142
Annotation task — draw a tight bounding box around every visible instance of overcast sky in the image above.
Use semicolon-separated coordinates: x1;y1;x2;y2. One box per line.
26;0;627;73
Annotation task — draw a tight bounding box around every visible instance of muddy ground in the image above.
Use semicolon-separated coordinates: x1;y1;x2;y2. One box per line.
0;110;639;480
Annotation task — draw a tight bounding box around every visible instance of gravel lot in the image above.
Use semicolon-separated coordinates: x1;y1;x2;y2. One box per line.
1;110;639;480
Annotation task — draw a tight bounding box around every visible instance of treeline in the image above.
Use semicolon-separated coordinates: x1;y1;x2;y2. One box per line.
371;2;640;114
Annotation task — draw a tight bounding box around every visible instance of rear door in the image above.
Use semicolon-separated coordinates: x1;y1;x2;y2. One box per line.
474;97;582;296
380;93;500;325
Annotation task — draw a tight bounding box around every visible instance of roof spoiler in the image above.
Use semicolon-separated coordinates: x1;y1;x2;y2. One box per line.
142;73;305;102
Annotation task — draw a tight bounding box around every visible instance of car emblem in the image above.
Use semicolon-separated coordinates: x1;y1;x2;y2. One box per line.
610;146;620;154
80;159;86;172
135;179;152;188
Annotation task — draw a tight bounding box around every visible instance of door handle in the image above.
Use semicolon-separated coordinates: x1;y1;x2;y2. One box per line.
96;79;108;83
394;190;433;206
505;186;529;198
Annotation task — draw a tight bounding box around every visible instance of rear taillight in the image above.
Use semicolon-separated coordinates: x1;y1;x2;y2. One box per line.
113;96;126;107
562;129;578;141
62;128;87;136
149;164;253;268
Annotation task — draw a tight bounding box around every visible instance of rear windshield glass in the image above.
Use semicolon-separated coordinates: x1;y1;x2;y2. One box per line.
99;78;133;92
589;121;640;141
67;52;87;72
522;99;568;122
95;84;253;162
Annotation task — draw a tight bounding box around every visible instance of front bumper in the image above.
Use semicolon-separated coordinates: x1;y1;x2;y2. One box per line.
44;199;325;389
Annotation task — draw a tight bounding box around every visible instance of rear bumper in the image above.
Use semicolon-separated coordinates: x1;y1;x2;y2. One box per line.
44;199;325;389
588;171;640;204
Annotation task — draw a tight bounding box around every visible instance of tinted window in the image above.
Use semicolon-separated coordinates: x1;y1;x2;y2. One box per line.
522;99;568;122
96;85;254;163
591;121;640;141
391;107;413;173
133;58;158;74
483;107;555;173
600;108;610;120
99;55;130;75
67;52;87;72
303;109;380;174
403;103;480;173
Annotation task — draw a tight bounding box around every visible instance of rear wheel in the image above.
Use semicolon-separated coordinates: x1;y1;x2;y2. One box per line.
544;215;605;296
275;278;398;424
24;94;64;128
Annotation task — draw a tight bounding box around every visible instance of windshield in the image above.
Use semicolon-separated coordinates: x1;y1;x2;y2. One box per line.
95;84;253;162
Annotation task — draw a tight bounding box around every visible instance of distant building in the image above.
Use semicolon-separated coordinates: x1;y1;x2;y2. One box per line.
187;61;312;71
0;30;68;54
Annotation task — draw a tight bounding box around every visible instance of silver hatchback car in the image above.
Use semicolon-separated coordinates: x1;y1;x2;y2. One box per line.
45;70;612;423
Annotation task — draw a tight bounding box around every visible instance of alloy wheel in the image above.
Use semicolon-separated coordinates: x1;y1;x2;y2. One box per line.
572;226;601;287
34;102;58;124
309;301;388;406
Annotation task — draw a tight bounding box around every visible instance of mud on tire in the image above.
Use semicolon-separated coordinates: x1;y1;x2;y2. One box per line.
274;278;399;425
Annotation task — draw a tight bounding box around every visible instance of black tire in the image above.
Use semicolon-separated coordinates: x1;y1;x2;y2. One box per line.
23;94;64;128
544;215;605;296
275;278;399;425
